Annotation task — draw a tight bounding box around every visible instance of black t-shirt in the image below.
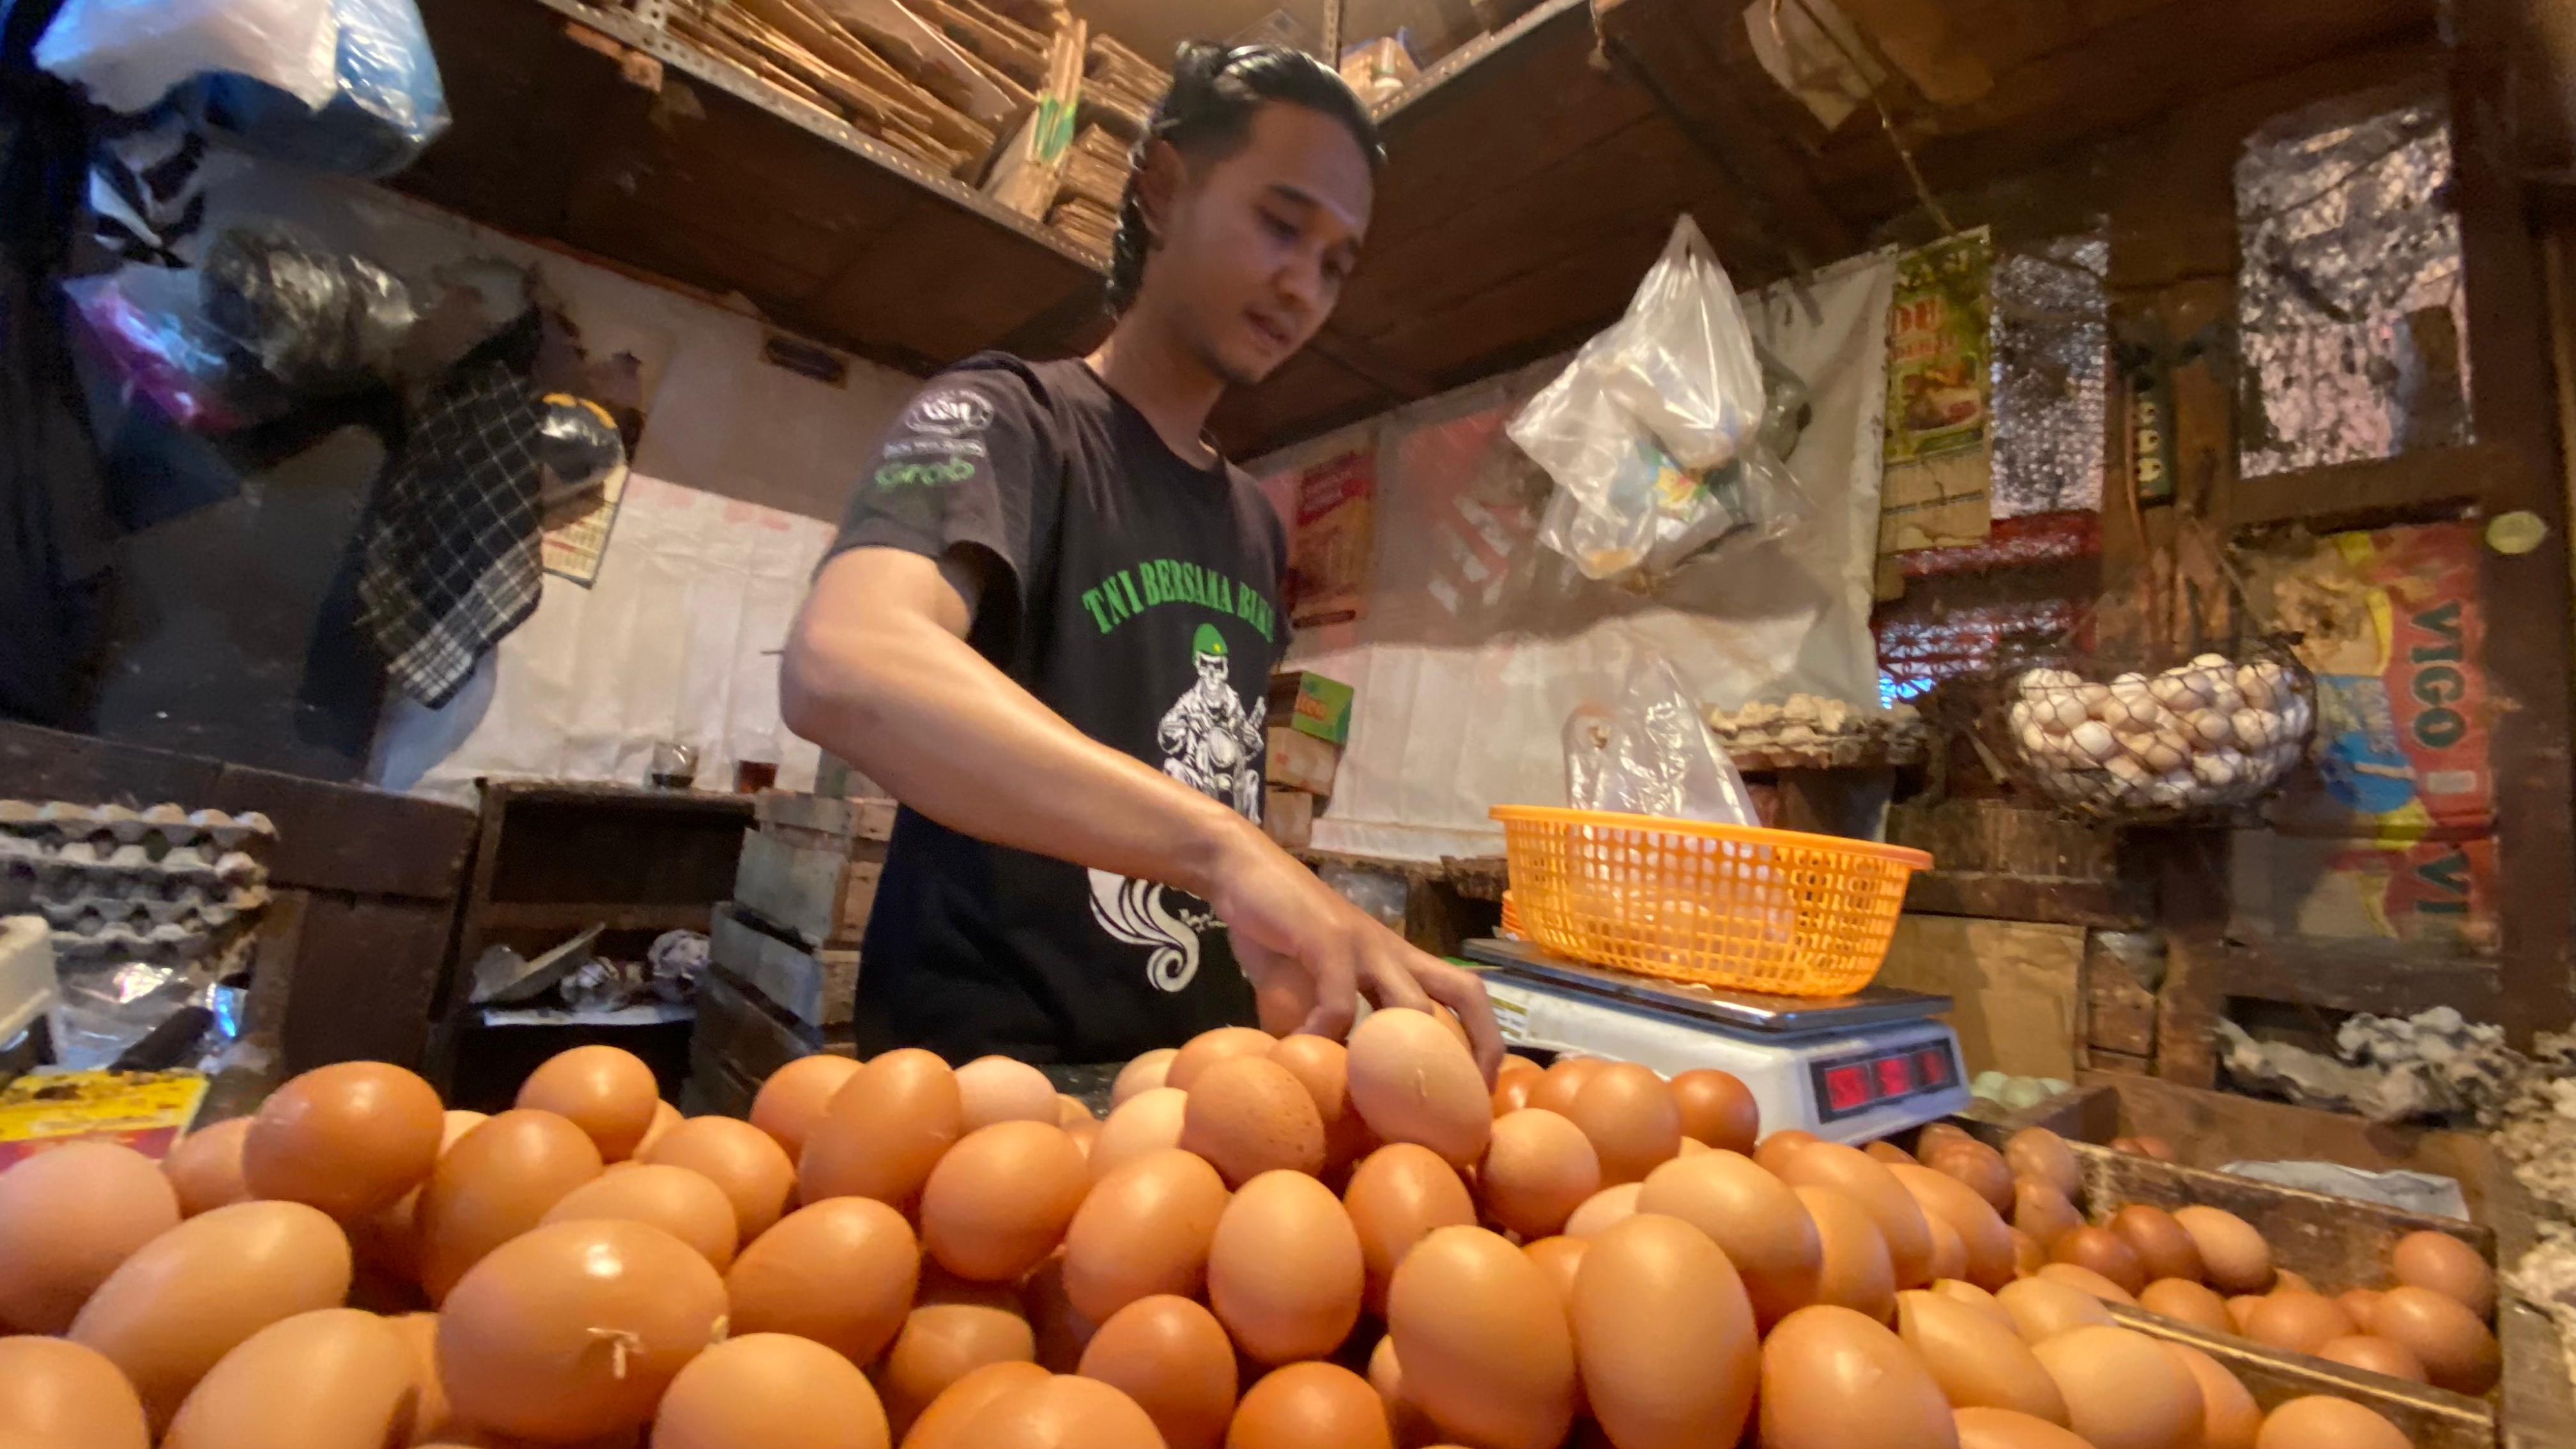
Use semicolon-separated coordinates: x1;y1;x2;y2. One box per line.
824;354;1287;1064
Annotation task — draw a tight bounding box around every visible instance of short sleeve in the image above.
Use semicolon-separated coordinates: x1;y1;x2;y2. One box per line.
825;368;1052;646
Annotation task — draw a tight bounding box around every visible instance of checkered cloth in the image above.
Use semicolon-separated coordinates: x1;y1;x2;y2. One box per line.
356;351;545;707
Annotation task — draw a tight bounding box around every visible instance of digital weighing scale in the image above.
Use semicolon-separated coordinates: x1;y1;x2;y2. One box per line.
1460;937;1970;1145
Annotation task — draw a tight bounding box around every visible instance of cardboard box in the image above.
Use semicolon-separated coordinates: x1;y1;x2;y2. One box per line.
2230;830;2498;949
1268;671;1354;746
1265;788;1315;850
1265;726;1341;797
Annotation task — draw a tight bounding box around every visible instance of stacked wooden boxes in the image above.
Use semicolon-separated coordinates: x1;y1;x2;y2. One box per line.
686;792;894;1115
1264;671;1353;850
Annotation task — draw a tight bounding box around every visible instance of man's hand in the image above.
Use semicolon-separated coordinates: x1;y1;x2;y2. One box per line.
1199;820;1505;1084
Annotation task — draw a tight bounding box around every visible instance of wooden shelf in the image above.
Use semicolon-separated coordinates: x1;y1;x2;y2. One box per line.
475;900;721;931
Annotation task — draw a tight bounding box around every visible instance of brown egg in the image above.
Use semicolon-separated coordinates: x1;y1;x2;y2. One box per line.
1563;1181;1642;1238
1924;1211;1968;1282
1090;1087;1190;1184
1928;1278;2014;1328
1927;1140;2016;1216
161;1308;415;1449
1637;1150;1821;1327
877;1273;1037;1435
1388;1225;1577;1449
1269;1034;1374;1170
2012;1179;2082;1247
1918;1123;1974;1155
2108;1206;2202;1284
2165;1342;2260;1449
799;1048;962;1208
1954;1406;2092;1449
1365;1335;1441;1448
1229;1361;1390;1449
2031;1324;2204;1449
902;1362;1054;1449
956;1056;1060;1132
0;1335;150;1449
1491;1073;1535;1116
539;1163;739;1270
1112;1049;1177;1108
2274;1269;2315;1295
1526;1057;1604;1117
2389;1230;2494;1319
415;1108;602;1301
642;1116;795;1243
1480;1108;1600;1238
1754;1128;1818;1176
958;1374;1165;1448
164;1117;254;1218
1522;1235;1588;1305
2004;1130;2082;1200
517;1046;661;1162
2315;1333;2427;1382
726;1197;917;1363
749;1055;863;1160
921;1121;1089;1282
383;1312;461;1443
1574;1214;1758;1449
1562;1063;1683;1185
1896;1289;2069;1423
1062;1148;1229;1323
1019;1252;1096;1373
2254;1396;2411;1449
2244;1291;2354;1355
1346;1144;1475;1313
1867;1141;1919;1166
1995;1278;2111;1344
1758;1305;1955;1449
2368;1284;2500;1393
2036;1263;2137;1306
2139;1277;2234;1333
1889;1163;2016;1291
1347;1009;1491;1169
240;1062;445;1220
649;1332;888;1449
1207;1169;1362;1365
1077;1295;1236;1449
1179;1057;1326;1185
2111;1136;2177;1162
2009;1229;2047;1278
1793;1184;1895;1322
2227;1294;2264;1332
0;1141;181;1332
2048;1227;2146;1296
1167;1027;1278;1092
68;1199;352;1432
639;1099;683;1156
1059;1095;1099;1129
1781;1143;1935;1289
2339;1287;2384;1323
438;1218;722;1441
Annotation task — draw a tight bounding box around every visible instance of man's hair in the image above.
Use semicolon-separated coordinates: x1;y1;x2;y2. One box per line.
1105;42;1386;314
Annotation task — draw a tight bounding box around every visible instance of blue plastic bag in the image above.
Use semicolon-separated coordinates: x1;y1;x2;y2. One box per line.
179;0;450;178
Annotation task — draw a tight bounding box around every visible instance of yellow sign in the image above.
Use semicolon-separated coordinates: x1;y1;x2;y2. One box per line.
0;1070;209;1167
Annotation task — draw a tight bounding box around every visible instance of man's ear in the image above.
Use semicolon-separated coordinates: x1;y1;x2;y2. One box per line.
1134;139;1188;250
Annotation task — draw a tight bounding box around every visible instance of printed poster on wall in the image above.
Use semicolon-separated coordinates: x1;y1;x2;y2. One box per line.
1878;228;1995;556
1286;448;1377;629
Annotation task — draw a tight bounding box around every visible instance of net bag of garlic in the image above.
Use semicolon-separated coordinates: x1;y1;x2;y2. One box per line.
1994;640;2317;821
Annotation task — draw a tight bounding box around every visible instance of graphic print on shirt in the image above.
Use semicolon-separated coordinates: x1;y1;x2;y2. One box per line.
1089;621;1269;994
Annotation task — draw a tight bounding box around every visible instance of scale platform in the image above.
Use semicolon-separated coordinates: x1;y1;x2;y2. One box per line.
1460;937;1971;1146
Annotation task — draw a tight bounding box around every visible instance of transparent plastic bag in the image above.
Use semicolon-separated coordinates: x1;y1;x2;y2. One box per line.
1563;655;1759;826
181;0;452;178
1512;215;1811;584
35;0;341;113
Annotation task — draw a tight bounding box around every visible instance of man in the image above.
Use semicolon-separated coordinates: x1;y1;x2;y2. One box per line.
781;43;1501;1076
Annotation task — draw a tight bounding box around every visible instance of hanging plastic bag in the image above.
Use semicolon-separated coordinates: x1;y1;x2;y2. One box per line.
180;0;452;178
1563;654;1759;827
1511;214;1811;584
34;0;341;114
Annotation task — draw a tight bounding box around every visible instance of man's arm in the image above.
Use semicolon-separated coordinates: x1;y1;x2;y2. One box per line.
780;545;1502;1077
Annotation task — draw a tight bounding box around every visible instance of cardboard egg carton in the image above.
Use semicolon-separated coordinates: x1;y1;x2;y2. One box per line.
1704;695;1930;770
0;799;275;849
0;799;275;953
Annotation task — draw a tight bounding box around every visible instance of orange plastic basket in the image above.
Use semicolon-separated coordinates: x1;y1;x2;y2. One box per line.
1489;806;1931;997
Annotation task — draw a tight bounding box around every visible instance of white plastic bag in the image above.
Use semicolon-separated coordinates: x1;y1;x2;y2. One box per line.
1563;655;1759;826
1512;214;1809;583
37;0;341;113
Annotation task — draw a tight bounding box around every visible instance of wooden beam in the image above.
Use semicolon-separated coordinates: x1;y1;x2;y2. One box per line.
2204;937;2503;1020
2221;443;2506;529
1592;0;1861;271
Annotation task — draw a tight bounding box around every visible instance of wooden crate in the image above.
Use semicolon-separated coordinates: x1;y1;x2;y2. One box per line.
684;965;856;1119
733;792;896;949
2106;1305;2494;1449
710;901;858;1029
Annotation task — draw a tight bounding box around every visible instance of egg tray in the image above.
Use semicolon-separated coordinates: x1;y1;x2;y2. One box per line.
1970;638;2320;825
0;836;270;890
1703;696;1931;770
0;799;276;849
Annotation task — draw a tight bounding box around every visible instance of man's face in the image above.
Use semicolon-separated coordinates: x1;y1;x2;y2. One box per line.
1141;102;1374;387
